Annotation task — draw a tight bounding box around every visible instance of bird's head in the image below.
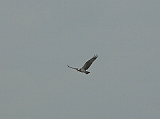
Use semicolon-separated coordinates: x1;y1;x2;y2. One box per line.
78;68;82;72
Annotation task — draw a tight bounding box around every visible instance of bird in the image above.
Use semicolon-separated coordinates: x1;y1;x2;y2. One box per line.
67;54;98;74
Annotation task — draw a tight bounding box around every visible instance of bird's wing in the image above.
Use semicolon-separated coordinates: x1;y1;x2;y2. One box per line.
67;65;78;70
82;54;98;70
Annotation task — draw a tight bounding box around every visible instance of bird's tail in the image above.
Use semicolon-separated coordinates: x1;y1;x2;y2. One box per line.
85;71;90;74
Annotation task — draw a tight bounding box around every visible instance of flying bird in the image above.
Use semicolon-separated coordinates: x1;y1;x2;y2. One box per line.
67;54;98;74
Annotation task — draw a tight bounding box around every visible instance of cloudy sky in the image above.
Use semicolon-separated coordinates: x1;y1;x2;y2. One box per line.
0;0;160;119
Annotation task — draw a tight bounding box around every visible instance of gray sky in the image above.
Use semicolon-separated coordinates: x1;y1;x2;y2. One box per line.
0;0;160;119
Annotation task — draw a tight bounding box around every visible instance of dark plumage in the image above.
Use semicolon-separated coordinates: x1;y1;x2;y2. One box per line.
67;54;98;74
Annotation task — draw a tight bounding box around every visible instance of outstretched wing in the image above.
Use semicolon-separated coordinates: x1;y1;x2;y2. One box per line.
82;54;98;70
67;65;78;70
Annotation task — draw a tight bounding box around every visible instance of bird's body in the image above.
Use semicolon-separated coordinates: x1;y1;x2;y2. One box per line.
78;68;90;74
67;55;98;74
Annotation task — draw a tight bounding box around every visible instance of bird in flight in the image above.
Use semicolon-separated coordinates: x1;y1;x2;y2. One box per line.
67;54;98;74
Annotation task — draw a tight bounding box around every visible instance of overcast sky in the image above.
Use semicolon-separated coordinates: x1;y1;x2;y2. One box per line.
0;0;160;119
